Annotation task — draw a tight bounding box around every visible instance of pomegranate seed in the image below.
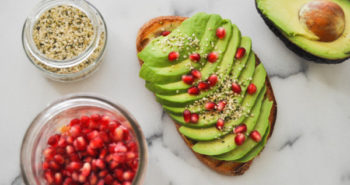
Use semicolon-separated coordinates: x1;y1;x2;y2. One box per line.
111;127;124;142
127;142;137;152
81;162;91;176
126;152;137;161
235;133;246;145
232;82;242;94
74;136;87;151
208;74;218;87
99;170;109;177
42;161;50;170
48;134;60;146
99;131;110;143
105;174;113;184
188;86;200;95
182;75;194;85
97;179;105;185
78;174;87;183
57;137;67;147
198;81;209;91
54;172;63;184
161;31;171;36
123;182;132;185
112;181;122;185
250;130;262;142
91;114;101;122
189;53;201;62
66;136;74;144
247;83;257;94
69;118;80;126
49;160;61;170
66;145;75;155
114;169;124;181
69;125;82;137
123;171;135;181
234;124;247;134
190;113;199;123
63;177;73;185
90;137;104;149
114;142;128;153
217;100;227;111
207;52;219;63
168;51;179;61
90;173;98;185
205;102;216;111
72;172;79;181
80;115;90;127
191;69;201;79
183;110;191;123
44;171;54;184
216;119;225;130
235;47;246;59
43;147;55;160
68;161;81;171
216;27;226;39
95;159;106;169
87;130;99;141
99;148;108;159
53;154;65;165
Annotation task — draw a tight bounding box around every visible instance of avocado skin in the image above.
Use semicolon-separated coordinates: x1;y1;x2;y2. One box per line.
255;1;348;64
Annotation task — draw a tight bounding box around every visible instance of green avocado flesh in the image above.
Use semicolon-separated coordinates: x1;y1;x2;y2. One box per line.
139;13;272;162
256;0;350;60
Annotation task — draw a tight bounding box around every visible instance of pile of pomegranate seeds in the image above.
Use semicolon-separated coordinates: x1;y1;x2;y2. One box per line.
183;109;199;124
235;47;246;59
42;114;139;185
233;124;262;145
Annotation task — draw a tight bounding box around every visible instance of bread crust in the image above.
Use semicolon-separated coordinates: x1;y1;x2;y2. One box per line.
136;16;277;175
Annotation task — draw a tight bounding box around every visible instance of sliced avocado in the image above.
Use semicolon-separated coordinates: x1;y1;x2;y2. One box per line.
162;36;252;113
256;0;350;63
193;99;272;156
213;99;273;160
234;124;270;163
139;15;226;84
138;13;211;67
168;50;256;128
179;64;267;141
145;22;233;95
155;26;241;107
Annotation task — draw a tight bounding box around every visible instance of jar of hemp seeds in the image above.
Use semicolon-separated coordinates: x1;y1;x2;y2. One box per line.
22;0;107;82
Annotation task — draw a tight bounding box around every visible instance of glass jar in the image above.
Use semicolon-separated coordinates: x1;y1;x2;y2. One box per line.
22;0;107;82
20;95;147;185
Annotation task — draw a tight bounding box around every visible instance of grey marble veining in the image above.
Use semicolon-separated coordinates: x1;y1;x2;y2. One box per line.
1;0;350;185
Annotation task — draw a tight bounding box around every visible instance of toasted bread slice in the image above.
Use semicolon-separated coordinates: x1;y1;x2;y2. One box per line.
136;16;277;175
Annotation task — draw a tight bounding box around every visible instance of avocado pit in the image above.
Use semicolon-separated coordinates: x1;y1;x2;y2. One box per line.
299;0;345;42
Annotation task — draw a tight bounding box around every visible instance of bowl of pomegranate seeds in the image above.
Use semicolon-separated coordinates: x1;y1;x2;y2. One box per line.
20;95;147;185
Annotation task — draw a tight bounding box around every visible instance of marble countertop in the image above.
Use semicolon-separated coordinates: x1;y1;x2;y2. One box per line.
1;0;350;184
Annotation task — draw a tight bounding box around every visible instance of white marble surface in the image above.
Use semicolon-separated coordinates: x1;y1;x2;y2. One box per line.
1;0;350;184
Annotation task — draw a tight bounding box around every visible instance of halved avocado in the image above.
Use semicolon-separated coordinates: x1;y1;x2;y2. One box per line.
256;0;350;63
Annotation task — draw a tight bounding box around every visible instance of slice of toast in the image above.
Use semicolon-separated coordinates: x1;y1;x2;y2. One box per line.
136;16;277;175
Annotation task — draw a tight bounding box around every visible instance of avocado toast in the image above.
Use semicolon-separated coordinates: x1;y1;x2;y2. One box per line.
136;13;277;175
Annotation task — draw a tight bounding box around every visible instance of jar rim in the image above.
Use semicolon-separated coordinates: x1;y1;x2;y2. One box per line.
20;94;148;185
22;0;108;69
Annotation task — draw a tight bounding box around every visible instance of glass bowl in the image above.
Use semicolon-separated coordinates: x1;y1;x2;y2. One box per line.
22;0;107;82
20;95;147;185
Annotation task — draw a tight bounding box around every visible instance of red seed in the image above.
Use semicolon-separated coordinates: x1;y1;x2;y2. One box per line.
78;174;87;183
43;147;55;160
80;115;90;127
216;119;225;130
250;130;262;142
231;82;242;94
42;161;50;170
69;118;80;126
94;159;106;169
208;74;218;87
54;172;63;184
91;114;101;122
235;133;246;145
216;100;227;111
188;86;200;95
114;169;124;181
99;170;109;177
191;69;202;79
111;127;124;142
126;152;137;161
127;142;138;152
69;125;82;138
235;47;246;59
168;51;179;61
247;83;257;94
74;136;87;151
87;130;99;141
53;154;65;165
216;27;226;39
182;75;194;85
190;113;199;123
97;179;105;185
104;174;113;184
161;31;171;36
81;162;91;176
123;171;135;181
44;171;54;184
207;52;219;63
48;134;60;146
189;53;201;62
57;137;67;147
114;142;128;153
66;136;74;144
205;102;216;111
68;161;81;171
49;160;61;170
89;173;98;185
89;137;104;149
63;177;73;185
123;182;132;185
183;109;191;123
65;145;75;155
198;81;210;91
234;124;247;134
